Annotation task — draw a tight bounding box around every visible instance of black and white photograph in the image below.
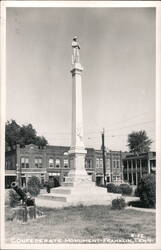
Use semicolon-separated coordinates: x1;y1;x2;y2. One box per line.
0;1;161;249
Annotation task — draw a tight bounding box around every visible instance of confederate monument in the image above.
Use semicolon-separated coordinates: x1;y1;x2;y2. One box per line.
68;36;91;185
38;37;120;205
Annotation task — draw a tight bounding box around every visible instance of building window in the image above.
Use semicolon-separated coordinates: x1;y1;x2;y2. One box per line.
64;159;68;168
113;176;116;181
86;159;92;169
21;157;25;168
96;158;100;168
26;158;29;168
21;157;29;168
6;160;11;170
106;159;110;170
35;158;42;168
49;158;54;168
39;158;42;168
116;175;121;181
41;174;45;185
35;158;38;168
55;159;60;168
113;159;119;169
5;161;8;169
99;159;103;168
96;158;103;168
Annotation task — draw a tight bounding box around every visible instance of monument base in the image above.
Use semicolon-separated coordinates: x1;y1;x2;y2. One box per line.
38;151;121;206
38;183;121;207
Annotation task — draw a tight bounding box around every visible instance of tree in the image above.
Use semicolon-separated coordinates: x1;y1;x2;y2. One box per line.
27;176;41;197
19;124;37;147
35;136;48;148
137;174;156;208
127;130;152;155
5;120;48;150
5;120;21;150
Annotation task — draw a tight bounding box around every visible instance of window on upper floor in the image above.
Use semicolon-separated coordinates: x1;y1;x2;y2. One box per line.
96;158;103;168
49;158;54;168
117;160;120;168
113;160;116;168
96;158;99;168
56;159;60;168
86;159;92;168
5;160;13;170
99;158;103;168
106;158;110;170
21;157;29;168
34;158;42;168
64;159;68;168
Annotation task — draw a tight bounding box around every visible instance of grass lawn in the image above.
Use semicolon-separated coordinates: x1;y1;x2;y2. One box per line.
5;205;155;244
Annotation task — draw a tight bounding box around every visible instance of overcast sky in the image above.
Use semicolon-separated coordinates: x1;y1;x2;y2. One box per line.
6;7;156;151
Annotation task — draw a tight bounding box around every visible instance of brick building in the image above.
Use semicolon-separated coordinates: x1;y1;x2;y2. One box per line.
5;144;156;188
5;144;123;188
122;151;156;185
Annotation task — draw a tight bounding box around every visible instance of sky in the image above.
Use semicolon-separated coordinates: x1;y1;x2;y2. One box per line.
6;7;156;151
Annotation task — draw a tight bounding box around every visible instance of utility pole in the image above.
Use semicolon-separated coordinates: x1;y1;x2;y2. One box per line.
102;129;106;187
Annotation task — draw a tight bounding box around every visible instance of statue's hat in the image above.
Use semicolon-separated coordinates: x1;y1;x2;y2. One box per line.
73;36;78;40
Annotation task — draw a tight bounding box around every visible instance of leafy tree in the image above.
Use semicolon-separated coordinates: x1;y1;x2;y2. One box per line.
137;174;156;208
5;120;21;150
19;124;37;147
127;130;152;155
35;136;48;148
27;176;41;197
5;120;48;150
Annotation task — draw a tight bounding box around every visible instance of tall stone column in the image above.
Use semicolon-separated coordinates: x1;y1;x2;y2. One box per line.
68;37;90;185
140;159;142;178
127;160;129;182
131;159;134;185
70;63;86;153
148;159;151;174
135;159;138;186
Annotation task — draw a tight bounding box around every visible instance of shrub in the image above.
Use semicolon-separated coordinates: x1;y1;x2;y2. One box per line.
137;174;156;208
128;200;146;208
119;184;132;195
107;183;122;194
111;198;126;210
134;187;140;197
107;183;116;192
27;176;41;197
114;186;122;194
8;189;21;207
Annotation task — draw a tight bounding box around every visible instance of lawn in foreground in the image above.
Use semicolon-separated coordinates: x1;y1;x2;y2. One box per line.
5;205;155;244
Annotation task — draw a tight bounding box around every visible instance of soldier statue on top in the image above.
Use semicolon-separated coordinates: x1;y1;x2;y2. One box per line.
72;36;80;64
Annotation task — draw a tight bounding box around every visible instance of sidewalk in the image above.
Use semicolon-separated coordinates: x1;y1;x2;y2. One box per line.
126;206;156;213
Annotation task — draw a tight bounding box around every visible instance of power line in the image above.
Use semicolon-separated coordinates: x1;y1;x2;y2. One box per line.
39;120;155;139
107;120;155;131
106;111;152;127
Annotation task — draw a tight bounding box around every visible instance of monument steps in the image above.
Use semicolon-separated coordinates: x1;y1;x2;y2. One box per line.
62;182;74;187
38;193;67;202
38;191;121;205
51;187;71;195
64;176;75;182
38;184;122;205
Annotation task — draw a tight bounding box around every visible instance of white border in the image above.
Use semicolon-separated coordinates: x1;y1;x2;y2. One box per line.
1;1;161;250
